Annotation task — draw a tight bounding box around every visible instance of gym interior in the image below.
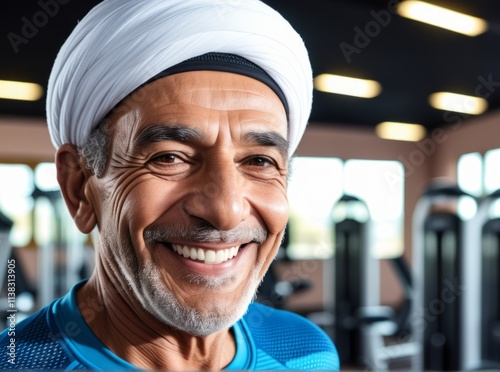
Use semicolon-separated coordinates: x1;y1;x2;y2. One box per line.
2;0;500;370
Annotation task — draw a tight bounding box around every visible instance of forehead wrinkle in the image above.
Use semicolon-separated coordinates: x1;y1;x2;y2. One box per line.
177;86;285;114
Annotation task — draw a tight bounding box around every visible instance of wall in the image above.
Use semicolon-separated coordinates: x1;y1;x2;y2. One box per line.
429;109;500;179
0;116;55;163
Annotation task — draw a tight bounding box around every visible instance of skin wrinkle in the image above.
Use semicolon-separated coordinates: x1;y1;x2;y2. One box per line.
80;95;288;179
71;71;288;370
99;236;136;293
107;120;152;228
104;109;145;184
86;262;181;366
176;86;281;112
134;124;288;167
123;108;143;157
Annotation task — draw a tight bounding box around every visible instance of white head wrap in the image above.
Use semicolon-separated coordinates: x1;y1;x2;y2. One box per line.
46;0;312;155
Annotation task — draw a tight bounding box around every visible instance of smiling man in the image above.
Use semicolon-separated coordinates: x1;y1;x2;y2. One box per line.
0;0;339;370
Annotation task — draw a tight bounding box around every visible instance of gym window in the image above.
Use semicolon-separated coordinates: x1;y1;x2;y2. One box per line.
287;157;404;260
458;149;500;197
457;152;483;197
0;162;77;248
0;164;34;247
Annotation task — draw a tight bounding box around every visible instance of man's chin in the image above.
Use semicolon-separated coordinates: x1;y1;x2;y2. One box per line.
134;262;258;336
151;292;253;337
182;272;237;289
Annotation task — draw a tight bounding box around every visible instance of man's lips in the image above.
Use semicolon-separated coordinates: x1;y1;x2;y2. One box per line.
169;243;247;264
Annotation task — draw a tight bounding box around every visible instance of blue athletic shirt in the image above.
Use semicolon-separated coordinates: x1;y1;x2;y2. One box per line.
0;281;339;370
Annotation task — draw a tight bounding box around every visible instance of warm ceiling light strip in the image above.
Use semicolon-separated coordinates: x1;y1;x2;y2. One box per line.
376;121;427;142
0;80;44;101
314;74;382;98
429;92;488;115
397;1;488;36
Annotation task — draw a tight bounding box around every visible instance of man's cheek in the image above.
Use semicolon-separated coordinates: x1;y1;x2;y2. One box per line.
263;197;288;234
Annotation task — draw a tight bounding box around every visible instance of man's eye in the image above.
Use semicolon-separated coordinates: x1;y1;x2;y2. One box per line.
151;153;182;164
246;156;275;167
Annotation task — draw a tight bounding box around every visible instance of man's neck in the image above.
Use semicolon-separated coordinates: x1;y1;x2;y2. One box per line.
75;267;236;370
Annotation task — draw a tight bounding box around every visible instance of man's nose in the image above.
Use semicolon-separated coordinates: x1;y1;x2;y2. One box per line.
183;164;250;231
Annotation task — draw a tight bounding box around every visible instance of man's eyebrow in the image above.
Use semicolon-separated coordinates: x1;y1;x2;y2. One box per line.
134;124;205;146
243;131;289;159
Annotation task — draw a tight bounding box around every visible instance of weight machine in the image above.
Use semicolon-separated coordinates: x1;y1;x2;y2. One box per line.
332;194;415;370
412;182;477;370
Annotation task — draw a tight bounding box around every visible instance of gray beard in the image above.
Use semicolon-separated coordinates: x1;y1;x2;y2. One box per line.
100;222;268;336
133;259;263;336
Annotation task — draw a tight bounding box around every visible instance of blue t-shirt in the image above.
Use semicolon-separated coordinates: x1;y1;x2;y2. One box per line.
0;282;339;370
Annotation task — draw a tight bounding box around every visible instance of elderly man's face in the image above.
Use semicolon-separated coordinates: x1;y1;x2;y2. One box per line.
90;71;289;335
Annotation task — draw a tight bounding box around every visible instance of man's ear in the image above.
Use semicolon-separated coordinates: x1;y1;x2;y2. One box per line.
56;144;97;234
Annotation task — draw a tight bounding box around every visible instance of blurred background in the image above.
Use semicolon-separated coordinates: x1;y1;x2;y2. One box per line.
1;0;500;370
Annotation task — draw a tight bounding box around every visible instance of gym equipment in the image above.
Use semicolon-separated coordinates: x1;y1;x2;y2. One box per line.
469;189;500;369
361;255;417;371
332;194;416;370
331;194;375;366
412;182;477;371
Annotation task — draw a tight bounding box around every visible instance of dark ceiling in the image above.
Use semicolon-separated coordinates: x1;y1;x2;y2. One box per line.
1;0;500;134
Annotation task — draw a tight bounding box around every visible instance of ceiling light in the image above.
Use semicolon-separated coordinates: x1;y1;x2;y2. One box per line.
429;92;488;115
397;1;488;37
0;80;44;101
376;121;427;142
314;74;382;98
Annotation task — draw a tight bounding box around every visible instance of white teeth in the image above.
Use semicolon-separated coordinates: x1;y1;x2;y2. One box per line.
171;244;240;264
190;247;197;260
205;250;216;264
197;248;205;261
215;250;224;264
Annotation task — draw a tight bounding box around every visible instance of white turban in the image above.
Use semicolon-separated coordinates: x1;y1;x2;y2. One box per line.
46;0;312;155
